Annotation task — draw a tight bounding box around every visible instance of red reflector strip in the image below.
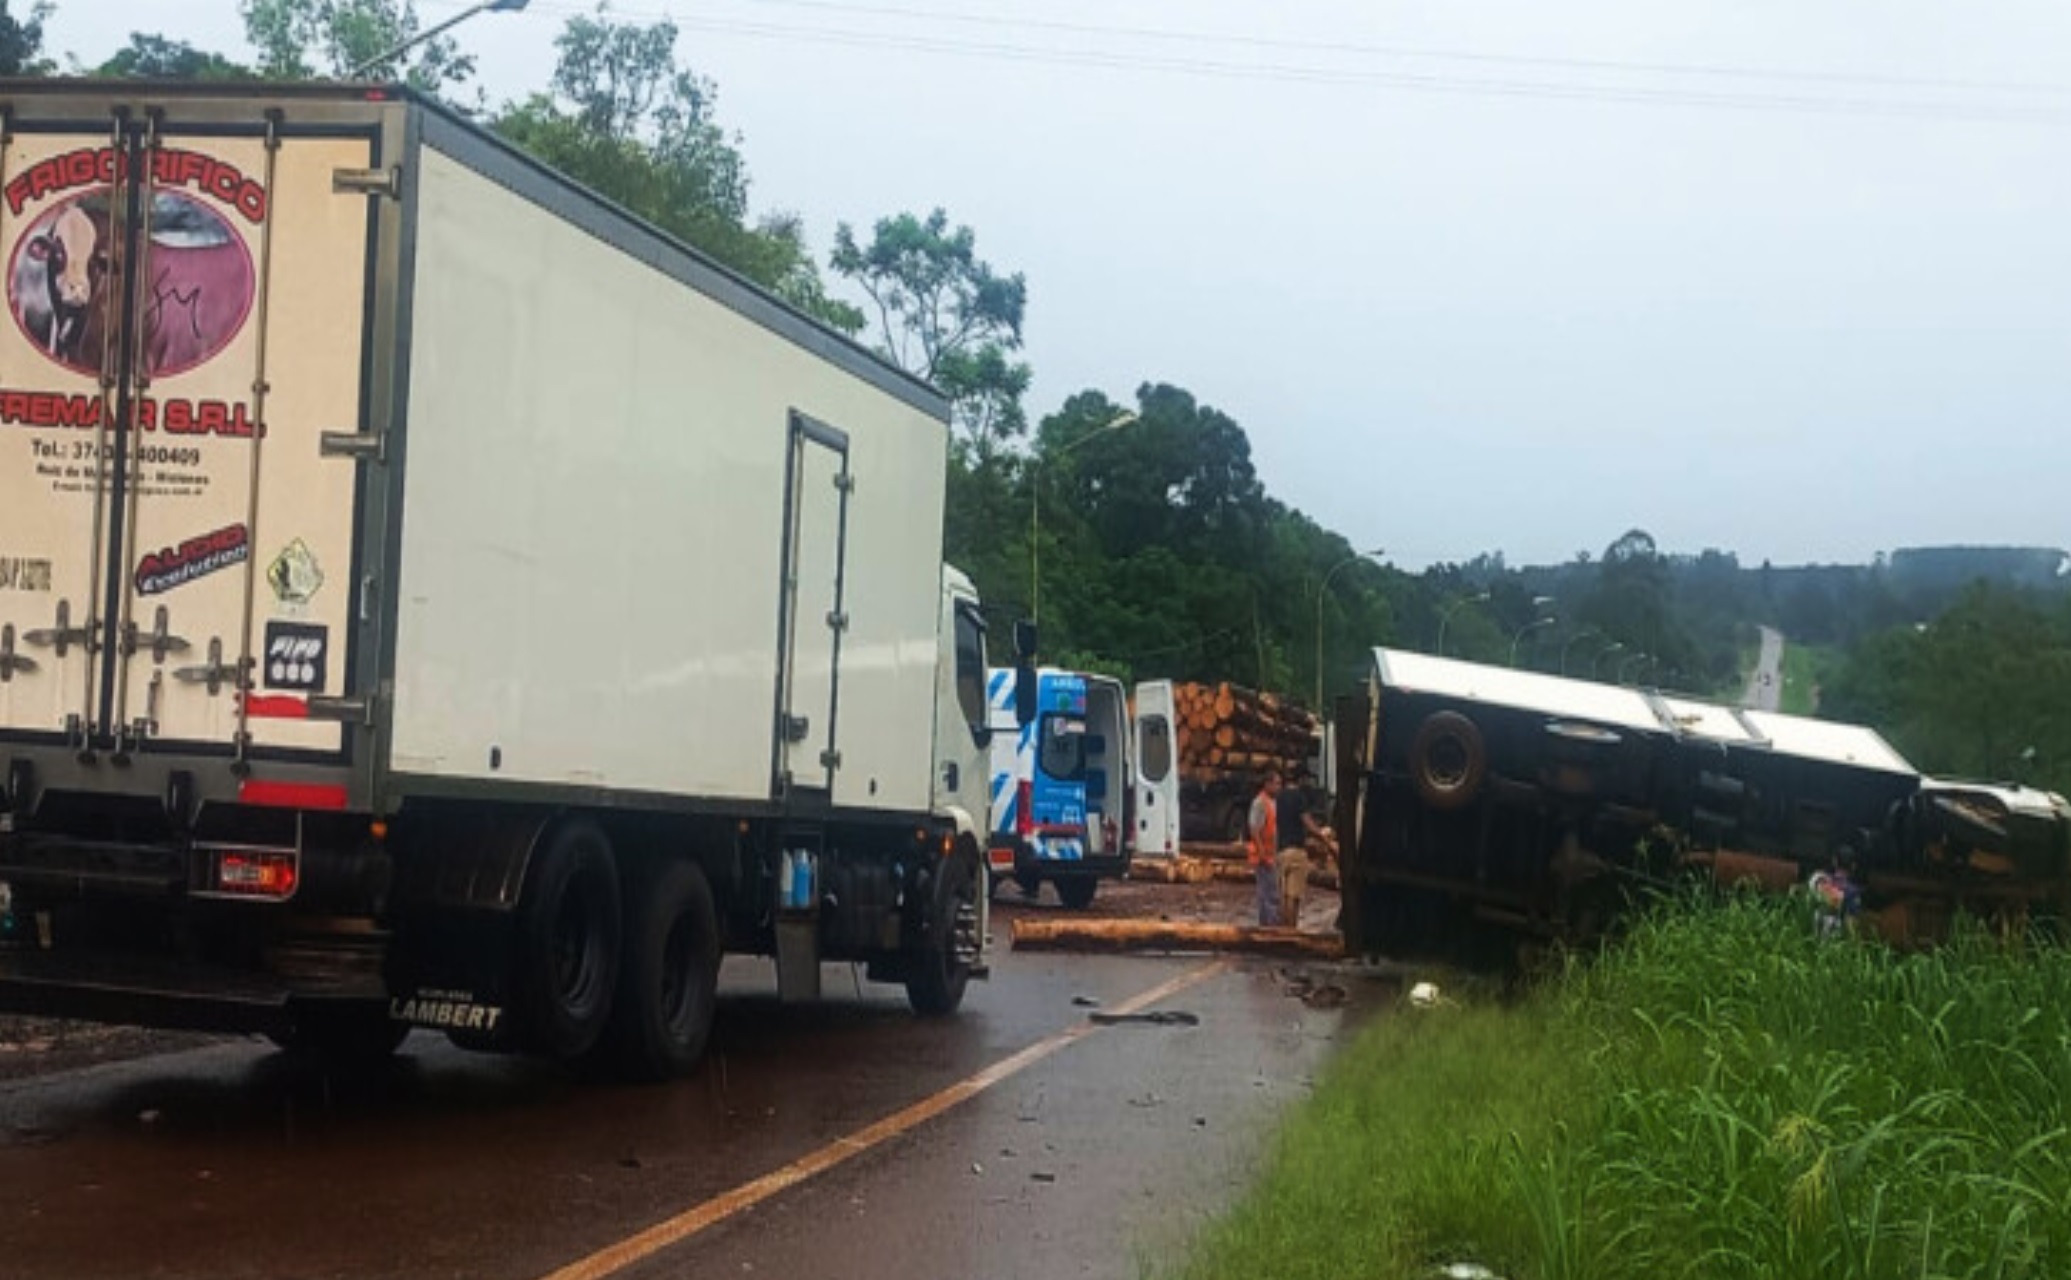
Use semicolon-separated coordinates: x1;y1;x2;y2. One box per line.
242;694;309;720
239;780;349;810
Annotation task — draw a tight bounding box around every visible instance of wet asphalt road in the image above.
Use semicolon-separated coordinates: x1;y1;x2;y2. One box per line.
0;902;1383;1280
1743;626;1785;711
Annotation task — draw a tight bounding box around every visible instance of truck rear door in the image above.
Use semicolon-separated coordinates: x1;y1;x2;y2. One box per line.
0;113;373;764
1132;680;1180;858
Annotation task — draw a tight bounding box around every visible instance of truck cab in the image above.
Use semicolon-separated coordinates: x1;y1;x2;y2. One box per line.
985;667;1132;908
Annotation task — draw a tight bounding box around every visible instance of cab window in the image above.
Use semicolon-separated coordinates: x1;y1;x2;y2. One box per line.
954;603;987;740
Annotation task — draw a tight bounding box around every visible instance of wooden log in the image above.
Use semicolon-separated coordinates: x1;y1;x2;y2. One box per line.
1010;917;1344;961
1182;840;1252;862
1213;684;1236;720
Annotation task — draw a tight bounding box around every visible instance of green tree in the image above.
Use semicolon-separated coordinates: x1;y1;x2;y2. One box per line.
0;0;52;75
241;0;474;91
96;34;251;80
830;208;1030;460
492;8;861;332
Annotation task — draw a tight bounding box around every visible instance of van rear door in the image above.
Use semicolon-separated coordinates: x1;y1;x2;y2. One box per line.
1132;680;1180;858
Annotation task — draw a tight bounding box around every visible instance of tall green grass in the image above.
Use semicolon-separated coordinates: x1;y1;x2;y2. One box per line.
1180;899;2071;1280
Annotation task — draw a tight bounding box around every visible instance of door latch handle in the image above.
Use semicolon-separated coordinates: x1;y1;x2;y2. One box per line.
0;625;37;682
173;638;242;696
23;599;95;657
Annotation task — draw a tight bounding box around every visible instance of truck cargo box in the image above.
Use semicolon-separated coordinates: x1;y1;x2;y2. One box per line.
0;81;952;820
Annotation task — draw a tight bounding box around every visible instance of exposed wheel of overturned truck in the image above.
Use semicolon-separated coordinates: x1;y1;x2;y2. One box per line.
907;840;982;1017
1409;710;1488;811
599;859;721;1081
268;1003;410;1062
1054;875;1099;910
511;819;623;1059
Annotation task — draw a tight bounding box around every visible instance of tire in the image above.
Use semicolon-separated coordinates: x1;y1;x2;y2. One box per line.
600;860;721;1081
512;819;622;1059
1409;711;1487;811
907;841;981;1017
1055;876;1098;910
269;1004;409;1063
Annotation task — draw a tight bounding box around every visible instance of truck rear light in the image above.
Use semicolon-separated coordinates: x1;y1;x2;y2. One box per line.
1015;779;1033;838
215;850;300;899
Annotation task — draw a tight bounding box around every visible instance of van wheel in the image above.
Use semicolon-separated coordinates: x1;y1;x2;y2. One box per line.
1055;876;1098;910
1410;711;1487;811
601;860;721;1081
513;819;622;1059
908;842;981;1017
269;1004;409;1062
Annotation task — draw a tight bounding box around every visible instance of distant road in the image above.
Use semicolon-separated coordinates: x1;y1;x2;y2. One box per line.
1743;626;1784;711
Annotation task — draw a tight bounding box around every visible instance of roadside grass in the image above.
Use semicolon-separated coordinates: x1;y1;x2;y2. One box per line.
1781;643;1840;715
1179;898;2071;1280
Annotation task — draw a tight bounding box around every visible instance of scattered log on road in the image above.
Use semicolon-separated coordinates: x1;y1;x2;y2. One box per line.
1010;916;1344;960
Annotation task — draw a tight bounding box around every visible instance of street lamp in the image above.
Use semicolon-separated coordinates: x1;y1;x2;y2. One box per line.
1030;409;1136;635
1559;626;1599;676
1509;615;1557;668
1618;651;1651;685
1436;591;1489;657
1315;548;1385;710
1590;640;1625;679
350;0;531;78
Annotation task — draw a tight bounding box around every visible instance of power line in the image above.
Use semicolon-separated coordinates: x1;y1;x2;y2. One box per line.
731;0;2071;101
480;0;2071;124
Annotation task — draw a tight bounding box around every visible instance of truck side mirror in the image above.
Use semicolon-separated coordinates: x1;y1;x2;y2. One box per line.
1013;620;1040;726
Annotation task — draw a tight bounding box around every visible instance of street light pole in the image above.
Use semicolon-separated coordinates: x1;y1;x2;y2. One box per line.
1590;640;1625;679
1436;591;1489;657
1314;548;1385;710
349;0;531;78
1030;409;1137;638
1509;616;1557;668
1559;626;1599;676
1618;651;1650;685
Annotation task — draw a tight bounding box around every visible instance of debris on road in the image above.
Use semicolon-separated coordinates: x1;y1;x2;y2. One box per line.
1088;1010;1201;1027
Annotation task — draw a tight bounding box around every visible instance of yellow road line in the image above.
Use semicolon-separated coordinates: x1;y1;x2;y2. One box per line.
541;958;1230;1280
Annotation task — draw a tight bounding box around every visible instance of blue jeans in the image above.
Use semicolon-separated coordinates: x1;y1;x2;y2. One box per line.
1255;862;1282;927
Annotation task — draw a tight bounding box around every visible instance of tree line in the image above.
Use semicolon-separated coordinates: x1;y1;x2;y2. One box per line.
7;1;2066;790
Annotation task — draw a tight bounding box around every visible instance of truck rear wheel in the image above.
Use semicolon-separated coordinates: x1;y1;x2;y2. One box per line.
513;820;622;1059
601;860;721;1081
1055;876;1098;910
907;842;981;1017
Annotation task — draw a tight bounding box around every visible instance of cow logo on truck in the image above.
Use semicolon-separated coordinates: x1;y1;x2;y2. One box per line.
6;160;258;378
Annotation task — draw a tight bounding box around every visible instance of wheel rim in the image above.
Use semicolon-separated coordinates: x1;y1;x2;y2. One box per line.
1426;734;1471;790
551;870;608;1014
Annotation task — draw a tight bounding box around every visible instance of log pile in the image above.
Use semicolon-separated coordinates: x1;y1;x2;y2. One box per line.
1174;682;1320;783
1010;916;1344;961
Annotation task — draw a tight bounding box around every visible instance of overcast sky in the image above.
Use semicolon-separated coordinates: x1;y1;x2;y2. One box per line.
40;0;2071;569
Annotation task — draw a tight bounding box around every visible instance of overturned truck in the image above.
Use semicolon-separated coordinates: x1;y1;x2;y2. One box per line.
1332;649;2071;959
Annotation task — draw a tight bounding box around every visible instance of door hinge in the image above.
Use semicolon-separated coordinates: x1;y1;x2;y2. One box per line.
783;714;811;743
307;695;375;727
825;611;849;632
834;473;856;494
820;749;843;770
333;166;401;200
321;430;387;464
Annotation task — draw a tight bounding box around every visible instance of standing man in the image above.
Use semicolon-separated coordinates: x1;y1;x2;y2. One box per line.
1276;770;1325;928
1247;772;1282;927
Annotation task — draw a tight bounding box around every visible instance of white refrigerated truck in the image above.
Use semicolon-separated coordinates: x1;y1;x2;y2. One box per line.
0;80;1015;1078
